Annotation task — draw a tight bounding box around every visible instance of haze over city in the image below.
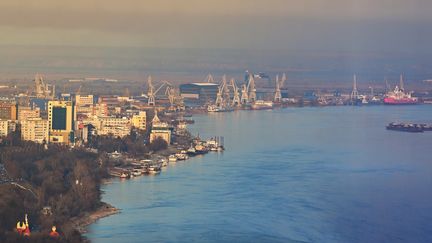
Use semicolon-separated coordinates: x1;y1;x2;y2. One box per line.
0;0;431;51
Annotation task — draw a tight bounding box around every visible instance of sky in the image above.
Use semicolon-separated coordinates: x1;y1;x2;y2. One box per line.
0;0;431;51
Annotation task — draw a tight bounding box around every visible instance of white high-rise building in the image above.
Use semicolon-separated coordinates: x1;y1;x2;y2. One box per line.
21;118;49;143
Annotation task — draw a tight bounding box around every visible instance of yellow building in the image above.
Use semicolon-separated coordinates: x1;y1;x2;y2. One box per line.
21;118;49;143
149;111;171;144
48;101;76;144
18;106;40;121
131;111;147;131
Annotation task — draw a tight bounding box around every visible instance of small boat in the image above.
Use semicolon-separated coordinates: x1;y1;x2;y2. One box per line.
251;100;273;110
168;155;178;162
148;164;161;174
175;153;188;160
159;158;168;167
132;169;142;177
207;105;220;112
120;172;129;179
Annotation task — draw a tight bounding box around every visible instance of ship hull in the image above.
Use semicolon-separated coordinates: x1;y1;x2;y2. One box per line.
383;97;418;105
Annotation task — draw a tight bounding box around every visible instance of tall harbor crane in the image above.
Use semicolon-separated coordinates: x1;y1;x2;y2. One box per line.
215;83;224;108
205;74;215;83
165;86;176;108
240;84;248;104
222;75;231;106
147;75;172;106
281;73;287;87
274;73;287;102
34;73;55;99
147;76;156;106
247;74;256;103
274;75;282;102
350;74;359;103
231;78;240;107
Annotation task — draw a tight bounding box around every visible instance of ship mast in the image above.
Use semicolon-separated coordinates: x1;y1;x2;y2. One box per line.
399;74;404;91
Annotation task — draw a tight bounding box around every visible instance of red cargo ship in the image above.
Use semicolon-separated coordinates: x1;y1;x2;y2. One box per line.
383;75;418;105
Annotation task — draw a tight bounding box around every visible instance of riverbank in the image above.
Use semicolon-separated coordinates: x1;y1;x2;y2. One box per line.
71;202;119;235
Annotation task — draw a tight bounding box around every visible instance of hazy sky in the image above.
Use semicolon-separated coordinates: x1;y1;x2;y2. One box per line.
1;0;431;51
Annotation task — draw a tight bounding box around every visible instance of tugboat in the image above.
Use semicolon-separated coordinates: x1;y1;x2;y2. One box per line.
186;146;197;156
195;144;208;154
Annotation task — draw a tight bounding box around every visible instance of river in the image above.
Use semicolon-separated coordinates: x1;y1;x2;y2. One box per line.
86;105;432;243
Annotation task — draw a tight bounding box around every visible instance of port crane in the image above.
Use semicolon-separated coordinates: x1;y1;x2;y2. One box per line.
222;75;231;106
274;73;287;102
350;74;359;104
34;73;55;99
231;78;241;107
247;74;256;103
165;86;183;110
214;75;232;109
215;80;224;108
240;84;248;104
146;75;174;106
274;75;282;102
205;74;215;83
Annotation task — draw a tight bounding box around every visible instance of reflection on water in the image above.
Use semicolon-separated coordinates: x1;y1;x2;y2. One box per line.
87;106;432;243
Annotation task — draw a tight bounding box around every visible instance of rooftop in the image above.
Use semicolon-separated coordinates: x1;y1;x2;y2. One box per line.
190;83;219;86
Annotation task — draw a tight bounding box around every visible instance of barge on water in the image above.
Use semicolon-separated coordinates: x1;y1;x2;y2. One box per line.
386;122;432;133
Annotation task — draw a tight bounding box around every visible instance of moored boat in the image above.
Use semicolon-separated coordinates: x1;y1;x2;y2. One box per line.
168;155;178;162
251;100;273;110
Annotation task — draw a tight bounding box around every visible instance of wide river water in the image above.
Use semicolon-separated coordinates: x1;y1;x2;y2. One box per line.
86;106;432;243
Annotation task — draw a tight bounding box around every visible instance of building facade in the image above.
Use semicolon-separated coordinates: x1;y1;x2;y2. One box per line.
18;106;40;121
149;112;171;144
21;118;49;143
97;116;131;138
75;94;94;106
179;83;219;103
0;102;17;120
48;100;76;144
131;111;147;131
0;120;9;137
